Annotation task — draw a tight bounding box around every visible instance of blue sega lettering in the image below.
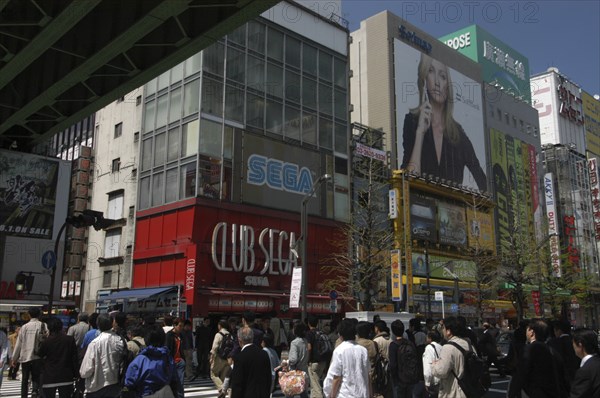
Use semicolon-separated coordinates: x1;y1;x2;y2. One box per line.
247;154;314;194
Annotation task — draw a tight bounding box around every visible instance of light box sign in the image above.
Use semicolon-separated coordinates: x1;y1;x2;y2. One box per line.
242;134;323;213
393;39;487;192
544;173;561;277
583;91;600;156
439;25;531;103
0;150;61;239
466;208;495;252
437;201;467;246
412;252;476;282
409;192;437;242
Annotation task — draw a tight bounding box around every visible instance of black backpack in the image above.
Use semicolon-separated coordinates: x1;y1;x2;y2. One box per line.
447;341;491;398
216;332;235;359
395;339;421;385
314;330;333;360
372;343;389;394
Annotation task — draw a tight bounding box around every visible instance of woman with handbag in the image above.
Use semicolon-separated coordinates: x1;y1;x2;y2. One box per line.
280;322;309;398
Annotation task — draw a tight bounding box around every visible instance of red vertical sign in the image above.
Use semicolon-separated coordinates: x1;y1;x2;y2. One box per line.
531;290;541;316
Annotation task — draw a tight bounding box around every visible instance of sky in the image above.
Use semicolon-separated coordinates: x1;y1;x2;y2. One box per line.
338;0;600;95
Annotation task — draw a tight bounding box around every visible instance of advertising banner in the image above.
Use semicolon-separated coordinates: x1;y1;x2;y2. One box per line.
393;39;487;192
242;133;322;213
583;91;600;156
588;159;600;240
412;252;476;282
491;129;510;255
0;150;60;239
437;201;467;246
390;249;402;301
409;192;437;242
544;173;561;277
440;26;530;103
466;208;495;252
289;266;302;308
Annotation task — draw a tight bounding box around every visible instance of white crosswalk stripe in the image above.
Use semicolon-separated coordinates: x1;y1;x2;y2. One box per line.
0;376;285;398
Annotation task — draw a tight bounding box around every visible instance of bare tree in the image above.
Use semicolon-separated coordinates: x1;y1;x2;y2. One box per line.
322;125;394;311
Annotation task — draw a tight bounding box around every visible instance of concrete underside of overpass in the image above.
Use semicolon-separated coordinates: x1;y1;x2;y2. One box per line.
0;0;280;151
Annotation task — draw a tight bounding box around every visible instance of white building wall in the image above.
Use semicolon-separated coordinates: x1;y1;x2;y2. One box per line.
83;89;143;312
532;70;586;153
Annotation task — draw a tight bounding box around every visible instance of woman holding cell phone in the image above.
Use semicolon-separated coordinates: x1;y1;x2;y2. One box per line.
400;53;487;191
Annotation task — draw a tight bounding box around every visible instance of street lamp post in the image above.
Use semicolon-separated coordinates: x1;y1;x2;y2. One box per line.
425;244;431;319
300;174;331;323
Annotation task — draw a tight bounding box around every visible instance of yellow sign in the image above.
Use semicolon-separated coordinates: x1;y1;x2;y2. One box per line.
466;208;496;252
391;249;402;301
583;91;600;156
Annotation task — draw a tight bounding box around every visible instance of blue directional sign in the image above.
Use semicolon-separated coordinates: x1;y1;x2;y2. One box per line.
41;250;57;270
329;290;338;300
451;303;458;313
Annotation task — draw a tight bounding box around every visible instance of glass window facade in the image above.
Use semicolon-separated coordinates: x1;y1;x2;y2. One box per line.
139;19;349;220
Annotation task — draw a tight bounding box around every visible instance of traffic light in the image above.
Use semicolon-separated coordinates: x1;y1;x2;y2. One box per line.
66;210;119;231
15;272;34;294
15;272;26;292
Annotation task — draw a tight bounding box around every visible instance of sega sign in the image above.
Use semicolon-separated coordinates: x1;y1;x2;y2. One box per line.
247;154;314;195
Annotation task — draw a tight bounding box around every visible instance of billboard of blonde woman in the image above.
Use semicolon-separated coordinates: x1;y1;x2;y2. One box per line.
394;39;487;192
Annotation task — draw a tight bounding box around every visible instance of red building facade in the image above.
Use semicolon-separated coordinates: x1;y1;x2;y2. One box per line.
134;198;345;318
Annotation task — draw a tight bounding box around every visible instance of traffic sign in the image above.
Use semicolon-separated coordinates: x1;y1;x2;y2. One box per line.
451;303;458;313
329;290;338;300
435;291;444;301
41;250;57;270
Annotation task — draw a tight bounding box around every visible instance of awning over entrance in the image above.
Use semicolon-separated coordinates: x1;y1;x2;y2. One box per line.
98;286;178;304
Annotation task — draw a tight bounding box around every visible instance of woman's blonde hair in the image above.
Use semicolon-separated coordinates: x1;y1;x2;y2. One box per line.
410;53;460;144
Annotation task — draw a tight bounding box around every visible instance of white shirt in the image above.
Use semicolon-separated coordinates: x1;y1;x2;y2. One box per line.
323;340;370;398
581;354;594;367
423;342;442;387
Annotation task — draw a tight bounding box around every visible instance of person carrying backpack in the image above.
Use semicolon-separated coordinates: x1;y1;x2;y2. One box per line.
389;320;420;398
306;316;331;398
422;330;443;398
430;316;473;398
210;319;232;390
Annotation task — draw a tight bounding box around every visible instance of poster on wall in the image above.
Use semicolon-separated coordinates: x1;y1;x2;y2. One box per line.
0;150;60;239
394;39;487;192
409;192;437;242
412;252;476;281
437;201;467;246
466;208;495;252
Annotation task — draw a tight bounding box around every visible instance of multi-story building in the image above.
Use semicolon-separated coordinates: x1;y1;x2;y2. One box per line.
95;0;352;320
82;89;143;313
532;68;600;325
351;11;499;320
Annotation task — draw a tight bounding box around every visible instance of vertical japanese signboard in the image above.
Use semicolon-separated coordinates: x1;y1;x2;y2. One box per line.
544;173;561;277
390;249;402;301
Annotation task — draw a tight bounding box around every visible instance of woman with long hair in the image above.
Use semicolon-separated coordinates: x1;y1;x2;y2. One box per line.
401;53;486;191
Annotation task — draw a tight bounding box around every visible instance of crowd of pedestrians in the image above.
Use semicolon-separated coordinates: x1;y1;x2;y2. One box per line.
1;308;600;398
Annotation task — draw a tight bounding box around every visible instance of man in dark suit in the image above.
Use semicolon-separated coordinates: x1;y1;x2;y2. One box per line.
230;326;272;398
548;320;581;392
570;328;600;398
508;319;561;398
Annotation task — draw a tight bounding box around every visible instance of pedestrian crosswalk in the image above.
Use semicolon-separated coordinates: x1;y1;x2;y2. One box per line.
0;376;285;398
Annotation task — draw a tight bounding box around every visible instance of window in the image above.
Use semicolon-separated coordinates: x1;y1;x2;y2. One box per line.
202;42;225;76
168;87;182;123
117;96;124;103
182;120;199;158
156;94;168;129
303;44;317;76
136;95;142;106
167;127;180;163
333;58;346;89
225;85;244;123
104;229;121;258
266;100;283;135
166;168;178;203
267;28;284;62
285;106;301;141
128;205;135;218
226;47;246;84
319;52;332;82
139;177;150;209
107;191;124;219
286;36;301;68
199;119;223;157
180;162;197;198
102;271;112;288
144;99;155;133
134;131;139;142
152;172;164;207
247;93;265;129
114;122;123;138
183;79;200;117
285;70;301;103
154;133;166;166
141;139;152;171
201;77;223;116
302;111;317;145
248;21;265;54
112;158;120;173
303;77;317;109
